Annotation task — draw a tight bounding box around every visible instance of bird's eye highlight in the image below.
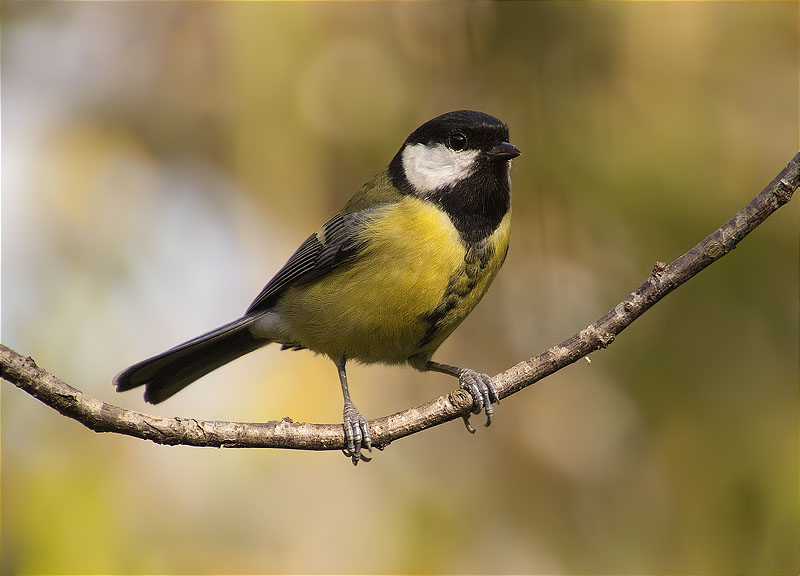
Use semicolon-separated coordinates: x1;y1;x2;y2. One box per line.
448;132;468;151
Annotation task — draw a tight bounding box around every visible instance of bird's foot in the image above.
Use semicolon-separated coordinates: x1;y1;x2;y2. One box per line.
458;369;500;433
342;401;372;466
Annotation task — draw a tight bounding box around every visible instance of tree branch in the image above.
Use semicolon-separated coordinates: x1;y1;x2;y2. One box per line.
2;152;798;451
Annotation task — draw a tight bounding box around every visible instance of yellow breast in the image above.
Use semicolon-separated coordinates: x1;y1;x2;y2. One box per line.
277;196;510;364
412;210;511;361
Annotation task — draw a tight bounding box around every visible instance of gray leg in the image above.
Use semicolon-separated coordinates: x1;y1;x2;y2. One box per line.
335;357;372;465
425;360;500;432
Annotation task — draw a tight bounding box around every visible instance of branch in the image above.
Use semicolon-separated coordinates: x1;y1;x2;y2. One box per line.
2;153;798;451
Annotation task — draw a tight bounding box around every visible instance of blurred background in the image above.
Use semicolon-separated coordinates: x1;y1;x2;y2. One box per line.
1;2;797;574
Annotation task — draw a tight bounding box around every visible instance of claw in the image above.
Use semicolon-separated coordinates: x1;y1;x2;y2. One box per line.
342;401;372;465
462;415;476;434
340;449;371;465
458;369;499;430
459;370;484;414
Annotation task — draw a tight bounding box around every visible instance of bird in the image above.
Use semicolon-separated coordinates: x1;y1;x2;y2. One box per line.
114;109;521;465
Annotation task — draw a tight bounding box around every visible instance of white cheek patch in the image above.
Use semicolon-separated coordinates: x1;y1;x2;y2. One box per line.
401;143;480;194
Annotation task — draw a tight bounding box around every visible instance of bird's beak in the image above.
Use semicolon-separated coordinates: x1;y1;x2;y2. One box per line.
486;141;521;160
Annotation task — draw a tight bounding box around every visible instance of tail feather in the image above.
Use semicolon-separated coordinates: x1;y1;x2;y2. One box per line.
114;316;270;404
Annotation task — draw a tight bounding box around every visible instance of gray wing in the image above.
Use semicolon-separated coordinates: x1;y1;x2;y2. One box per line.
245;210;374;314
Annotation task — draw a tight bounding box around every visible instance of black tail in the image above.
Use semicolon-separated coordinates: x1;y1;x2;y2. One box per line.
114;316;270;404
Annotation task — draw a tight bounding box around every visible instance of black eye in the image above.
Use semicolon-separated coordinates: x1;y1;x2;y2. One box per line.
448;132;467;151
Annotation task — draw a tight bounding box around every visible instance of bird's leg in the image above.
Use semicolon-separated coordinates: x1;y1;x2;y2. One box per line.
335;357;372;465
425;360;500;432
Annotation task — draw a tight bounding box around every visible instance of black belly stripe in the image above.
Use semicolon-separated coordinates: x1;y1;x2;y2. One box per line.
418;240;496;348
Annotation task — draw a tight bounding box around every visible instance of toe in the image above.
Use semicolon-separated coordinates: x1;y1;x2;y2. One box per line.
343;422;356;457
489;380;501;405
459;371;485;414
351;423;363;461
480;372;500;405
457;370;499;430
478;373;495;426
360;419;373;453
342;402;372;465
480;373;497;427
483;396;494;427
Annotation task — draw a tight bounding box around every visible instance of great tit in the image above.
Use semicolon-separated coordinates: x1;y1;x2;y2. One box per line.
115;109;520;464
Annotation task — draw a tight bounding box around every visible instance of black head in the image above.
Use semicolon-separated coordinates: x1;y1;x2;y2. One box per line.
410;108;507;143
389;110;520;242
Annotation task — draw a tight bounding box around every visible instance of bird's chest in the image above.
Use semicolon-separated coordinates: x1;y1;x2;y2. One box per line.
416;213;510;352
279;199;509;363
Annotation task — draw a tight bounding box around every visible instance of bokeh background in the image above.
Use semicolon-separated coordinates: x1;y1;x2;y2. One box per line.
2;2;797;574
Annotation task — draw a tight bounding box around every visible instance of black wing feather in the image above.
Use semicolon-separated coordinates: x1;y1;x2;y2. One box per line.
245;211;373;314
